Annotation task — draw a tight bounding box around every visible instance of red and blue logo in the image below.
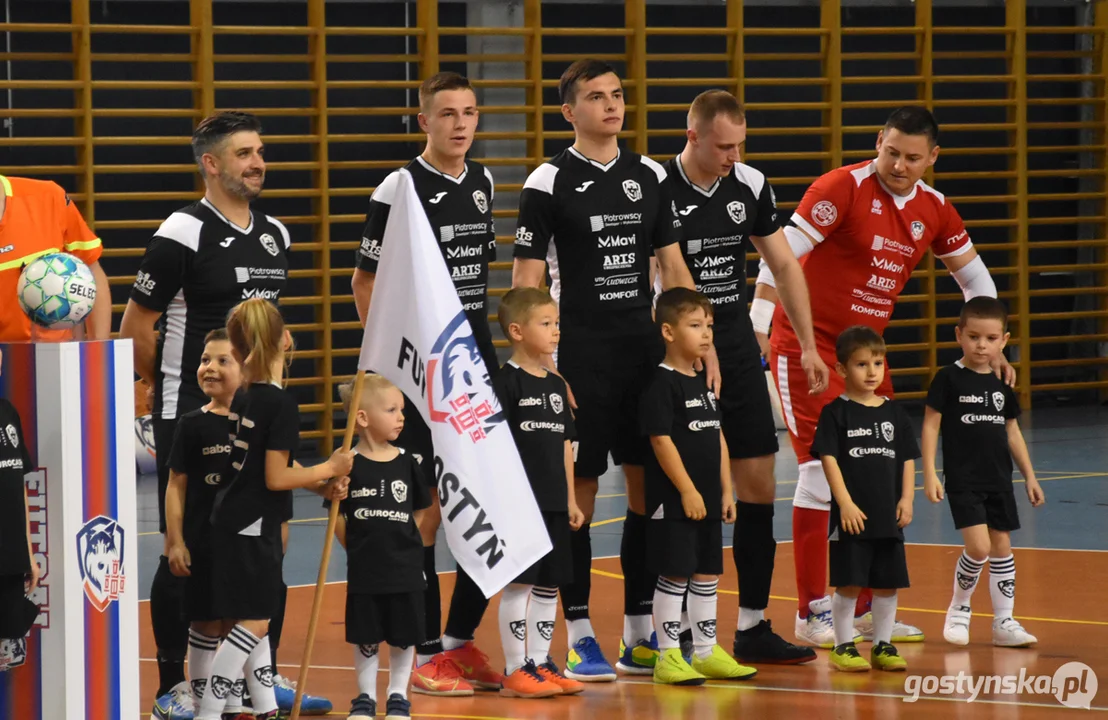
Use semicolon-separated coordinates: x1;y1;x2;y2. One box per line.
76;515;126;612
425;311;505;443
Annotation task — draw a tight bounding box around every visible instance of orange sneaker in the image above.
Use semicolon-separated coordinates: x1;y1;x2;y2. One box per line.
499;661;562;699
411;655;475;697
535;658;585;695
442;641;505;690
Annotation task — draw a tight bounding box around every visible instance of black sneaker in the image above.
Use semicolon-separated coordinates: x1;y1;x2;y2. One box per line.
385;693;412;719
347;692;376;720
733;620;817;665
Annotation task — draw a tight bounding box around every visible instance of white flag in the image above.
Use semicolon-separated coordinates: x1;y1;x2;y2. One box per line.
359;169;551;597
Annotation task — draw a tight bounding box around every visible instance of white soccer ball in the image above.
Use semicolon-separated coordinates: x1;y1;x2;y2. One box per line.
16;253;97;329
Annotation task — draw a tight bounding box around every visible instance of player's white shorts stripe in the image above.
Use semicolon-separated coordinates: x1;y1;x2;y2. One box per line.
776;354;798;436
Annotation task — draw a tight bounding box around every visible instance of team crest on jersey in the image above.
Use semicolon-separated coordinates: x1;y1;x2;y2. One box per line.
811;200;838;227
726;201;747;225
550;393;564;414
622;179;643;202
880;421;895;443
707;391;717;412
391;479;408;504
76;515;126;612
426;311;506;443
472;189;489;214
5;424;17;448
259;232;280;257
992;391;1005;412
911;221;925;240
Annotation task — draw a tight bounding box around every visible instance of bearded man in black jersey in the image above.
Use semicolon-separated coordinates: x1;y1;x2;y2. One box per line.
351;72;503;696
661;90;828;665
121;112;331;717
511;59;704;680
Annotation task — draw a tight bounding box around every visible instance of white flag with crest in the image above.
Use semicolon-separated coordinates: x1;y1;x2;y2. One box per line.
358;168;550;596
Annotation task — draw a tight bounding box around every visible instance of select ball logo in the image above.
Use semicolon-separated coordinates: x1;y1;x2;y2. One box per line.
76;515;126;612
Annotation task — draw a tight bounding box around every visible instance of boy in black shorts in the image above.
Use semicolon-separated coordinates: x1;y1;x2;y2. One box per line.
811;326;918;673
492;288;586;698
922;297;1043;648
333;374;432;720
0;347;40;674
641;288;757;686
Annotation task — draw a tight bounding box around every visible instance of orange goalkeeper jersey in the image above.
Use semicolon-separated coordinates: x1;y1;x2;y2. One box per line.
0;175;102;342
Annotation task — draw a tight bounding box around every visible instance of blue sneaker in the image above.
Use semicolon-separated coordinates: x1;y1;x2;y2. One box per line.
615;632;660;675
385;692;412;719
152;681;194;720
564;636;617;682
272;673;333;716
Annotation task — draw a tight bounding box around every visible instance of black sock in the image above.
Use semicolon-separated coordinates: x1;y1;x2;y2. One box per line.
560;522;592;621
419;545;444;656
621;511;654;616
150;555;188;697
443;566;490;641
268;579;288;673
733;501;776;611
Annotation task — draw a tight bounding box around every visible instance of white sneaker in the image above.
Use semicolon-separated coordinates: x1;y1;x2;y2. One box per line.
943;606;972;646
854;612;926;643
992;617;1037;647
794;597;838;649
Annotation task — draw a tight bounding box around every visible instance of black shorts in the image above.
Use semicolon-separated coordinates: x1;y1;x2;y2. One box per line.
829;535;909;590
947;489;1020;532
648;519;724;578
211;527;283;620
558;331;663;477
717;341;779;460
345;591;426;648
184;549;218;622
514;512;573;587
153;416;179;535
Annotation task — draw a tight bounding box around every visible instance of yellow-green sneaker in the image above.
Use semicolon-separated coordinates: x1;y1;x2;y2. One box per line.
652;648;706;686
870;641;907;672
690;645;758;681
829;642;870;673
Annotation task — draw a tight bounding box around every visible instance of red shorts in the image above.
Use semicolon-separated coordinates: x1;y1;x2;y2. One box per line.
769;346;894;464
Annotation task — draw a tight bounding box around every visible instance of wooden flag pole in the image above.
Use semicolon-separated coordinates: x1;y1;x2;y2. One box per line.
289;370;366;720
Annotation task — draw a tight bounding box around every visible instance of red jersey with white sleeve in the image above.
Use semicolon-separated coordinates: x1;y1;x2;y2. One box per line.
770;160;972;357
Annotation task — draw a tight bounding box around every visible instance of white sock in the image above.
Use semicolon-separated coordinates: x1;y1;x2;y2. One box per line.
566;618;595;647
871;594;897;645
354;644;380;700
652;577;687;650
187;629;220;701
442;635;466;652
243;635;277;714
952;552;987;607
622;613;654;647
387;645;415;699
224;668;246;713
737;608;765;632
688;579;719;658
499;583;531;674
526;586;559;662
196;625;259;719
989;555;1016;621
416;652;435;667
831;592;856;648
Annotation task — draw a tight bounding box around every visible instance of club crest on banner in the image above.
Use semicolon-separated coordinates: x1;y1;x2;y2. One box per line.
76;514;126;612
426;310;506;442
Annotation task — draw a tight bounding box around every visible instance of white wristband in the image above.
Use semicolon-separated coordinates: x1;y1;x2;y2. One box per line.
750;298;775;335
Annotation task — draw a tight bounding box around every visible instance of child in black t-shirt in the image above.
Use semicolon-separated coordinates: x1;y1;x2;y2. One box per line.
492;287;585;698
811;326;918;673
195;299;354;720
164;328;242;710
641;288;757;686
332;373;432;720
922;297;1043;649
0;347;40;674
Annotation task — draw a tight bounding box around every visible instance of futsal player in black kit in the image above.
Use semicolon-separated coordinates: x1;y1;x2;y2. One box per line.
512;59;700;680
350;71;502;695
661;90;827;664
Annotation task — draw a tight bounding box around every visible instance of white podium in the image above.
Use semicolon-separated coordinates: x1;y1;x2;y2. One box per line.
0;340;139;720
